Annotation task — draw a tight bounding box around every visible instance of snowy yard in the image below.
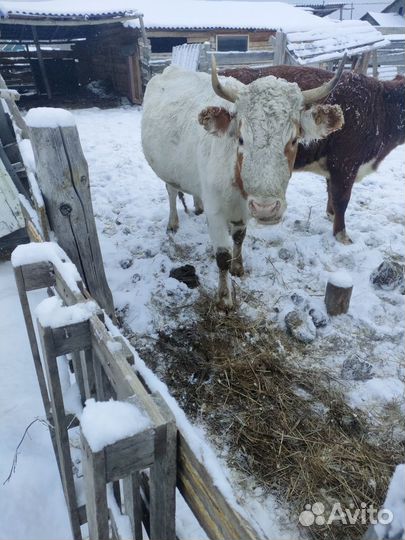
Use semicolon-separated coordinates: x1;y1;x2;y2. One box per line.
74;105;404;416
0;103;403;539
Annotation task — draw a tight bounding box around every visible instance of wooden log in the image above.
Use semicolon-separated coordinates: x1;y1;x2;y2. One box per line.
28;117;114;317
324;274;353;316
80;432;109;540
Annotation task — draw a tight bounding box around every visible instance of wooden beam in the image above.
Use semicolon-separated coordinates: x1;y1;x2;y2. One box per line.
28;121;114;316
31;25;52;99
177;433;264;540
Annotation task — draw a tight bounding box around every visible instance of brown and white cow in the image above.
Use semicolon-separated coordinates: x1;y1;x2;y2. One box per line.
141;58;344;308
221;65;405;243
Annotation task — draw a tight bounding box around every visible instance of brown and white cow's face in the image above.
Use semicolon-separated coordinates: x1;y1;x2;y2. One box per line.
199;75;344;224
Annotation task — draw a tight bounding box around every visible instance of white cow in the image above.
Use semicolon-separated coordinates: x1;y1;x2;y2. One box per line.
142;58;344;309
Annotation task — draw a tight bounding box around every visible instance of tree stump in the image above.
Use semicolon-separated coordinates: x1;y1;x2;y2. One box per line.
325;271;353;316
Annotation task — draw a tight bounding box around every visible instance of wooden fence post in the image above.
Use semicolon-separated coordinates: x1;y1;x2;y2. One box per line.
27;111;114;317
274;31;287;65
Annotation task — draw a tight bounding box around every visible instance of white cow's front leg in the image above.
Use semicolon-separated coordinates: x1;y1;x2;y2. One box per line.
166;184;179;233
230;220;246;277
206;210;233;310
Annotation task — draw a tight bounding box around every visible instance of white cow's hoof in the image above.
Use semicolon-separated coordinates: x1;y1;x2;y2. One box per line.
217;292;233;312
230;262;244;277
166;221;179;234
335;230;353;245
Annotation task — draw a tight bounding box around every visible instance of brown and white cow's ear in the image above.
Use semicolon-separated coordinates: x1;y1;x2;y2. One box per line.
198;106;234;136
300;104;344;141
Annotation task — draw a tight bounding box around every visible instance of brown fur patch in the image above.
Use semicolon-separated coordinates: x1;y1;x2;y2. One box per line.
198;106;233;136
313;104;344;133
233;151;248;199
284;139;299;173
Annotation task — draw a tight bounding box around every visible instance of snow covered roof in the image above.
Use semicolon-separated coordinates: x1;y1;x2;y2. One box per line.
0;1;141;23
128;0;329;32
365;11;405;27
286;19;390;64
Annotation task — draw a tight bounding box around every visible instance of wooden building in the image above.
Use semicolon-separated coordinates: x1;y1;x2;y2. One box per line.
0;2;146;103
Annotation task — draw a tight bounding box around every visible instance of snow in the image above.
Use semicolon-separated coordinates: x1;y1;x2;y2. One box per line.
25;107;76;129
328;269;353;288
17;139;36;173
11;242;81;292
80;398;151;452
1;101;403;539
0;262;72;540
35;296;98;328
72;104;404;431
374;464;405;539
0;0;141;19
126;0;330;32
366;11;405;27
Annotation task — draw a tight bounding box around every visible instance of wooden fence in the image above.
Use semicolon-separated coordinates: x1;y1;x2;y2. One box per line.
6;90;264;540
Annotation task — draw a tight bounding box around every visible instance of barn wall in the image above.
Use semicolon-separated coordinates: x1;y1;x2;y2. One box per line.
146;29;275;50
75;25;143;104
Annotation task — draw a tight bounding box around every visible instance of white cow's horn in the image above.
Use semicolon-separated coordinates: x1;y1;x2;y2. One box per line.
211;54;238;103
302;53;347;105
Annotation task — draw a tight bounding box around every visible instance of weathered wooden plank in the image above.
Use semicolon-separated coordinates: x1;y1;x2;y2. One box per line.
114;335;134;365
29;121;114;317
89;316;166;427
177;433;263;540
104;429;155;482
51;320;91;356
20;261;55;290
82;348;96;399
123;472;143;540
71;351;86;404
149;393;176;540
81;433;109;540
38;323;82;540
13;266;52;418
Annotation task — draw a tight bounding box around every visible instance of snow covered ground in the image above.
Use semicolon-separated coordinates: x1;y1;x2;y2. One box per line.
0;263;72;540
0;102;403;539
74;104;404;419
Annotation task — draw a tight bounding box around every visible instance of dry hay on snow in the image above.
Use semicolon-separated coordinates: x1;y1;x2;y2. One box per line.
135;293;405;540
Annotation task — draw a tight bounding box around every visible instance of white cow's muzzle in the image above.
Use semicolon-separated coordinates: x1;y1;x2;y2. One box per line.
248;198;286;224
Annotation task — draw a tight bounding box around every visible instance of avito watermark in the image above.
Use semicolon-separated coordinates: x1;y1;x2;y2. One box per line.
299;502;393;527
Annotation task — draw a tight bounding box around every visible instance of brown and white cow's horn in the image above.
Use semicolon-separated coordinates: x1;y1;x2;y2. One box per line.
302;53;347;105
211;54;238;103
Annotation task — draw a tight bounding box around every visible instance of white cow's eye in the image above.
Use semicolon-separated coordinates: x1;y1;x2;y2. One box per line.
238;136;244;146
292;137;298;145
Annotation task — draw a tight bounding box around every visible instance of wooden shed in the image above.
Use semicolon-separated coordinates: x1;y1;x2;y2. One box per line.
0;1;146;104
128;0;330;71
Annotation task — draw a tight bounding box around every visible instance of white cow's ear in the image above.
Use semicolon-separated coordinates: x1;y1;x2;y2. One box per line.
300;104;344;141
198;106;234;136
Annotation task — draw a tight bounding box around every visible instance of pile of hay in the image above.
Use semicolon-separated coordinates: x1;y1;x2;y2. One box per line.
137;297;404;540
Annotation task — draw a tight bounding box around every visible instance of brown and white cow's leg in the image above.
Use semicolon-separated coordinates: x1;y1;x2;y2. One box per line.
326;178;334;221
206;210;233;309
329;172;355;244
193;196;204;215
216;248;233;309
166;184;179;233
230;220;246;277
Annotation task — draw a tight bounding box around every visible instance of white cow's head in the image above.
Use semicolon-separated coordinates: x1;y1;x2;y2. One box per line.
198;57;345;224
